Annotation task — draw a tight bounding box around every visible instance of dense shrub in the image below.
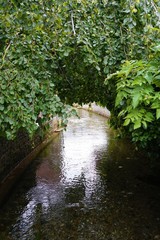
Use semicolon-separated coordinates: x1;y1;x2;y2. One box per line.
0;0;159;148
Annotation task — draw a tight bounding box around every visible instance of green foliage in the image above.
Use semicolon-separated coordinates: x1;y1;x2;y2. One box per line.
0;0;160;149
105;45;160;148
103;0;160;149
0;0;75;139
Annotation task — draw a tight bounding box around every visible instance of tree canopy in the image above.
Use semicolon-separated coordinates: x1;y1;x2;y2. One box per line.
0;0;160;149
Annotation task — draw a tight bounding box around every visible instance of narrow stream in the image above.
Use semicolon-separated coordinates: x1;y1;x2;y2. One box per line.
0;109;160;240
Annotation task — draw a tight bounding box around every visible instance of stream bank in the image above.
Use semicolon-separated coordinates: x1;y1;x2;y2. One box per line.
0;109;160;240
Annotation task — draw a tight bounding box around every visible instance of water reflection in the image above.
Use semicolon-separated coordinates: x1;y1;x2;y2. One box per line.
61;112;108;202
0;109;160;240
10;110;109;239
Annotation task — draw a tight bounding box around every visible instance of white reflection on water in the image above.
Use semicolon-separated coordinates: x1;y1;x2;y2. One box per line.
61;115;108;200
12;110;109;239
62;121;107;181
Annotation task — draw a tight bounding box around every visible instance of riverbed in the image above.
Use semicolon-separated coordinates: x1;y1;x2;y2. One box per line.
0;109;160;240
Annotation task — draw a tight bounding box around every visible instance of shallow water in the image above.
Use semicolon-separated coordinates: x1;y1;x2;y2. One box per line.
0;109;160;240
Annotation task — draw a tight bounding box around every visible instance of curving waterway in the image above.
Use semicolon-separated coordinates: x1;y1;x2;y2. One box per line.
0;109;160;240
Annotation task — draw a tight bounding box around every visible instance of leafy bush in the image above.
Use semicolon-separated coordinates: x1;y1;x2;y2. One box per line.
0;0;75;139
0;0;160;148
105;45;160;148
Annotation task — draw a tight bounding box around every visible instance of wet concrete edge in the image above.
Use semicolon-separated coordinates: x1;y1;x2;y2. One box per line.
76;103;111;118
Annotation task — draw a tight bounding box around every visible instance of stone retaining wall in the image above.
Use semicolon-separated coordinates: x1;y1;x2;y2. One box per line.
82;102;111;118
0;130;42;182
0;118;58;183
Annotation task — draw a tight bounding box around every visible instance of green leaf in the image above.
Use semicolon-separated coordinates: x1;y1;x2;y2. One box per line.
142;121;147;129
154;77;160;88
156;109;160;119
152;44;160;52
132;76;144;86
103;56;108;65
1;85;6;90
144;112;154;122
123;118;130;126
0;105;4;111
144;72;153;84
0;97;4;104
95;66;100;71
132;91;141;108
151;100;160;109
115;91;127;107
134;120;141;130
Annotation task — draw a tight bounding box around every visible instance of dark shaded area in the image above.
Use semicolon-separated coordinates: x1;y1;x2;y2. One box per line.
0;129;43;182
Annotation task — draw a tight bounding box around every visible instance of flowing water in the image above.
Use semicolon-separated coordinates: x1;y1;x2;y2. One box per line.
0;109;160;240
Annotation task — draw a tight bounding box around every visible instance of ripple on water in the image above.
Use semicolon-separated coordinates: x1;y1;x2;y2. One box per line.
0;109;160;240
